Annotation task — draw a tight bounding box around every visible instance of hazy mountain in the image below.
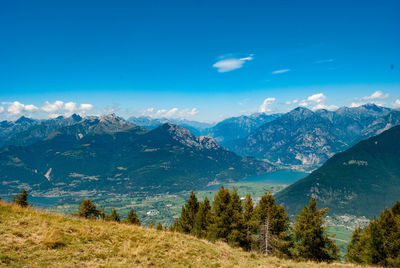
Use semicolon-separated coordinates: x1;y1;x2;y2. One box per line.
128;116;214;136
225;104;396;169
275;125;400;218
0;114;83;147
206;113;281;144
0;115;275;196
0;116;38;146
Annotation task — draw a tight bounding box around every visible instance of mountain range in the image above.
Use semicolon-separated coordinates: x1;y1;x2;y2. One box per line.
275;124;400;218
0;114;274;196
224;104;399;169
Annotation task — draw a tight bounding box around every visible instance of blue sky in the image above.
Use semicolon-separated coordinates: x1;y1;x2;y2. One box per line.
0;0;399;121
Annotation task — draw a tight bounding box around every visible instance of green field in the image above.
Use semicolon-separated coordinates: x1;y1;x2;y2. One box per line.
51;182;287;226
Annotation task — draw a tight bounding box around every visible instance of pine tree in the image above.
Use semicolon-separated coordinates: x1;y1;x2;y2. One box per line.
253;191;292;257
243;193;255;251
13;189;29;207
293;197;339;262
109;208;120;222
207;186;232;242
149;220;154;228
126;209;140;225
78;199;100;219
193;197;211;238
346;202;400;266
346;227;364;263
178;191;199;233
227;188;247;248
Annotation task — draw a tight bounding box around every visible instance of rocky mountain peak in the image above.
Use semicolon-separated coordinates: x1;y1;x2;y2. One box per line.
15;116;35;124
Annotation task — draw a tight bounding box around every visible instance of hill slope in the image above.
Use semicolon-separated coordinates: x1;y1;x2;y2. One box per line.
275;125;400;218
0;115;274;196
0;202;364;267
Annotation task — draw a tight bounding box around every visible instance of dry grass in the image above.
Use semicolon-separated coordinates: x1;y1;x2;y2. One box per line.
0;202;371;267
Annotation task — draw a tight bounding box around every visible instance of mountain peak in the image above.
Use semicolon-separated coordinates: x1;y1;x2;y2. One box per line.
71;113;82;122
15;116;35;124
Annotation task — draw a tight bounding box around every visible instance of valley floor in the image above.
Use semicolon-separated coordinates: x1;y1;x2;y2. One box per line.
0;202;371;267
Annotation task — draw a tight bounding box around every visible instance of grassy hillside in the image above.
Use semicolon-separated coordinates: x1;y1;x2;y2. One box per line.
0;202;368;267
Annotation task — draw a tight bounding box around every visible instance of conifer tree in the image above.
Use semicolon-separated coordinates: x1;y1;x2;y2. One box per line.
178;191;199;233
346;203;400;266
193;197;211;238
293;197;339;262
78;198;100;219
109;208;120;222
242;193;256;251
346;227;364;263
126;209;140;225
13;189;29;207
207;186;232;242
227;188;247;248
149;220;154;228
253;191;292;257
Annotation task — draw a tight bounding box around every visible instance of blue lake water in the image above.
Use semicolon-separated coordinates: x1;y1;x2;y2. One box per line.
239;170;308;184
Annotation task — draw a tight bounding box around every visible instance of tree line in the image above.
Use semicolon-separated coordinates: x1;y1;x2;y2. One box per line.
171;187;339;262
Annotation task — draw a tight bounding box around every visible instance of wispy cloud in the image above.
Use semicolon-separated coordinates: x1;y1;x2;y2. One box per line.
213;54;253;73
258;97;276;113
361;90;389;100
272;69;290;74
141;107;198;119
393;99;400;108
314;59;334;64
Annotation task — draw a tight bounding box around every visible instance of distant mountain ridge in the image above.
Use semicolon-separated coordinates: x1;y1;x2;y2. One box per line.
275;125;400;218
0;114;275;196
225;104;397;169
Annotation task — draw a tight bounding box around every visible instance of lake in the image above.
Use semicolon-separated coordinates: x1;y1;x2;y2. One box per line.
240;170;309;184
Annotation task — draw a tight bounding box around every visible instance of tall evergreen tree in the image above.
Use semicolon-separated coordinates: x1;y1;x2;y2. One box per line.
227;188;247;248
347;205;400;266
13;189;29;207
178;191;199;233
253;191;292;257
293;197;339;262
156;221;163;230
207;186;232;242
243;193;255;251
346;227;364;263
193;197;211;238
126;209;140;225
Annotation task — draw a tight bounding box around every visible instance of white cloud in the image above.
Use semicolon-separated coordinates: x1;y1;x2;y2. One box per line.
42;101;64;113
213;56;253;73
361;91;389;100
393;99;400;108
314;59;334;64
0;106;4;113
141;107;199;119
64;102;77;112
285;99;298;105
272;69;290;74
0;100;94;119
313;103;339;110
2;101;39;115
259;97;276;113
350;101;385;108
79;104;94;111
307;93;326;103
299;100;308;107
